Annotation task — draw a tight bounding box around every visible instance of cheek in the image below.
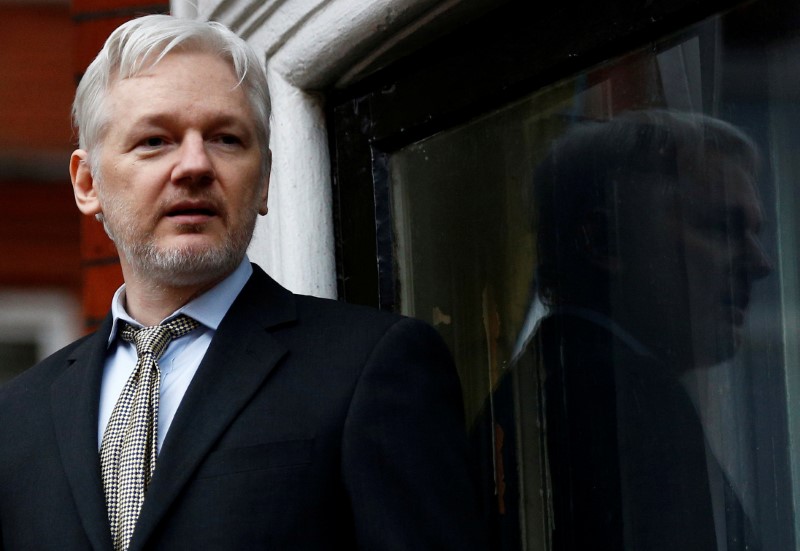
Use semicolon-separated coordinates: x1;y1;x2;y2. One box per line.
682;240;734;308
683;231;733;273
229;176;266;210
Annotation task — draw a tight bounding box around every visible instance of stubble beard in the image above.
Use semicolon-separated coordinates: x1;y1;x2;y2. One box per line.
97;192;258;289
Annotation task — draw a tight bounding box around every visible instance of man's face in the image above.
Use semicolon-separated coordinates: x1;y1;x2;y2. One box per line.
613;153;771;368
72;50;268;288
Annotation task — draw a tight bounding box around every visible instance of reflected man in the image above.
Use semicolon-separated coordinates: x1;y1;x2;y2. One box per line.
532;110;771;550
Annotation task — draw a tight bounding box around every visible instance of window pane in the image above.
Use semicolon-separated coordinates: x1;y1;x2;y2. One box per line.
0;341;37;384
390;3;797;549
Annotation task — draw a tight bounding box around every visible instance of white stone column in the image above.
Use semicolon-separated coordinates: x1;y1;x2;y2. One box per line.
248;68;336;299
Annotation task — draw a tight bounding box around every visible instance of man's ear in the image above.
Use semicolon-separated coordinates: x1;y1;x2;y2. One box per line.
258;149;272;216
576;208;622;273
70;150;102;216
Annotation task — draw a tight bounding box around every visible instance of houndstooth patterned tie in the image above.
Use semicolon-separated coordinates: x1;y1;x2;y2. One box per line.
100;314;199;551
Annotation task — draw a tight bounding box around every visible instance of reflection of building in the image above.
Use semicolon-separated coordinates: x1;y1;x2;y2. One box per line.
7;0;800;547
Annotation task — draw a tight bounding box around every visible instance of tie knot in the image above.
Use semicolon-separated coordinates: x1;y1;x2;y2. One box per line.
120;314;200;361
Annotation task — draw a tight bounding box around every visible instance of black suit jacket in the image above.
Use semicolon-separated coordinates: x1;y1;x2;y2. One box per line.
480;312;757;550
539;313;717;550
0;265;484;550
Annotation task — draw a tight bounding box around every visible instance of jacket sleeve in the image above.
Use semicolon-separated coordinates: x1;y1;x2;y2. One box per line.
341;317;487;550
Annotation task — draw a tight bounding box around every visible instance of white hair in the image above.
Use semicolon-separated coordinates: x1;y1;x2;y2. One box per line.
72;14;271;168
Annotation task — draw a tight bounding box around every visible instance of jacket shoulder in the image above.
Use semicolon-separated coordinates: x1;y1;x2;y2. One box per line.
290;293;443;343
294;293;401;323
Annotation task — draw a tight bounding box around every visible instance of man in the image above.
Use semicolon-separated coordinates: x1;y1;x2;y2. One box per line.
488;110;771;550
533;110;772;371
0;15;484;550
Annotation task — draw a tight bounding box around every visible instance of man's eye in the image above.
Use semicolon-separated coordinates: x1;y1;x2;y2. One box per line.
217;135;242;145
141;137;165;147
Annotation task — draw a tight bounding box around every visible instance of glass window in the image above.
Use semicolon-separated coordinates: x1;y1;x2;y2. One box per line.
389;2;798;548
0;341;37;384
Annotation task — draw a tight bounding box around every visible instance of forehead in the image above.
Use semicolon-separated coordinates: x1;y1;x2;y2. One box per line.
617;153;763;229
104;50;253;124
623;149;757;198
684;153;760;209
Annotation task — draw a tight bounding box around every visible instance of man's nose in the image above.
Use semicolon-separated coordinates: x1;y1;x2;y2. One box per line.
746;234;773;281
172;134;214;184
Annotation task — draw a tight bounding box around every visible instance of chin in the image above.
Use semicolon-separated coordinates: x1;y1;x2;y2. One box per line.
113;215;257;288
126;241;248;288
691;326;740;369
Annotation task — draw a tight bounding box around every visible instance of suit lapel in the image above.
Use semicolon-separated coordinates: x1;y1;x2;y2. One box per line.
50;316;115;551
130;268;295;550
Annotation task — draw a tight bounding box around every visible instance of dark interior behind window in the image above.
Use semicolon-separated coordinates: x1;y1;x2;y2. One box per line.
331;0;800;548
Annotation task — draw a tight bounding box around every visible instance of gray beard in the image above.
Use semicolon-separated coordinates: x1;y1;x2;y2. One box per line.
98;213;256;288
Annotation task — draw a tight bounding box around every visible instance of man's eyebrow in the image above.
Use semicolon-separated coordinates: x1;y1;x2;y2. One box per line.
126;112;254;131
733;204;765;233
708;203;764;234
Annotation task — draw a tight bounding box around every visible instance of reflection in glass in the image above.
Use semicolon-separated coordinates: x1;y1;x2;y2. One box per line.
390;2;799;549
531;111;767;550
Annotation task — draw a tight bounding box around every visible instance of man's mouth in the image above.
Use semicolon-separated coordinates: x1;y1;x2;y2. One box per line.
723;288;751;326
165;201;219;224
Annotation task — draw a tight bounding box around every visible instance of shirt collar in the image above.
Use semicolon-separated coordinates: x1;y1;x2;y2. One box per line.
107;256;253;346
555;304;656;358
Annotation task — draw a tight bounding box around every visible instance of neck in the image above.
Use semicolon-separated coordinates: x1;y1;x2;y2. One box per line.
119;260;228;326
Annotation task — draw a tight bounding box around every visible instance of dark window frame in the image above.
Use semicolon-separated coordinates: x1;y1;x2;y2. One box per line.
329;0;744;310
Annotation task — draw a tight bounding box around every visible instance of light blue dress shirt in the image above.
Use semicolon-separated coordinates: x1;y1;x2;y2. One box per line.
98;257;253;452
